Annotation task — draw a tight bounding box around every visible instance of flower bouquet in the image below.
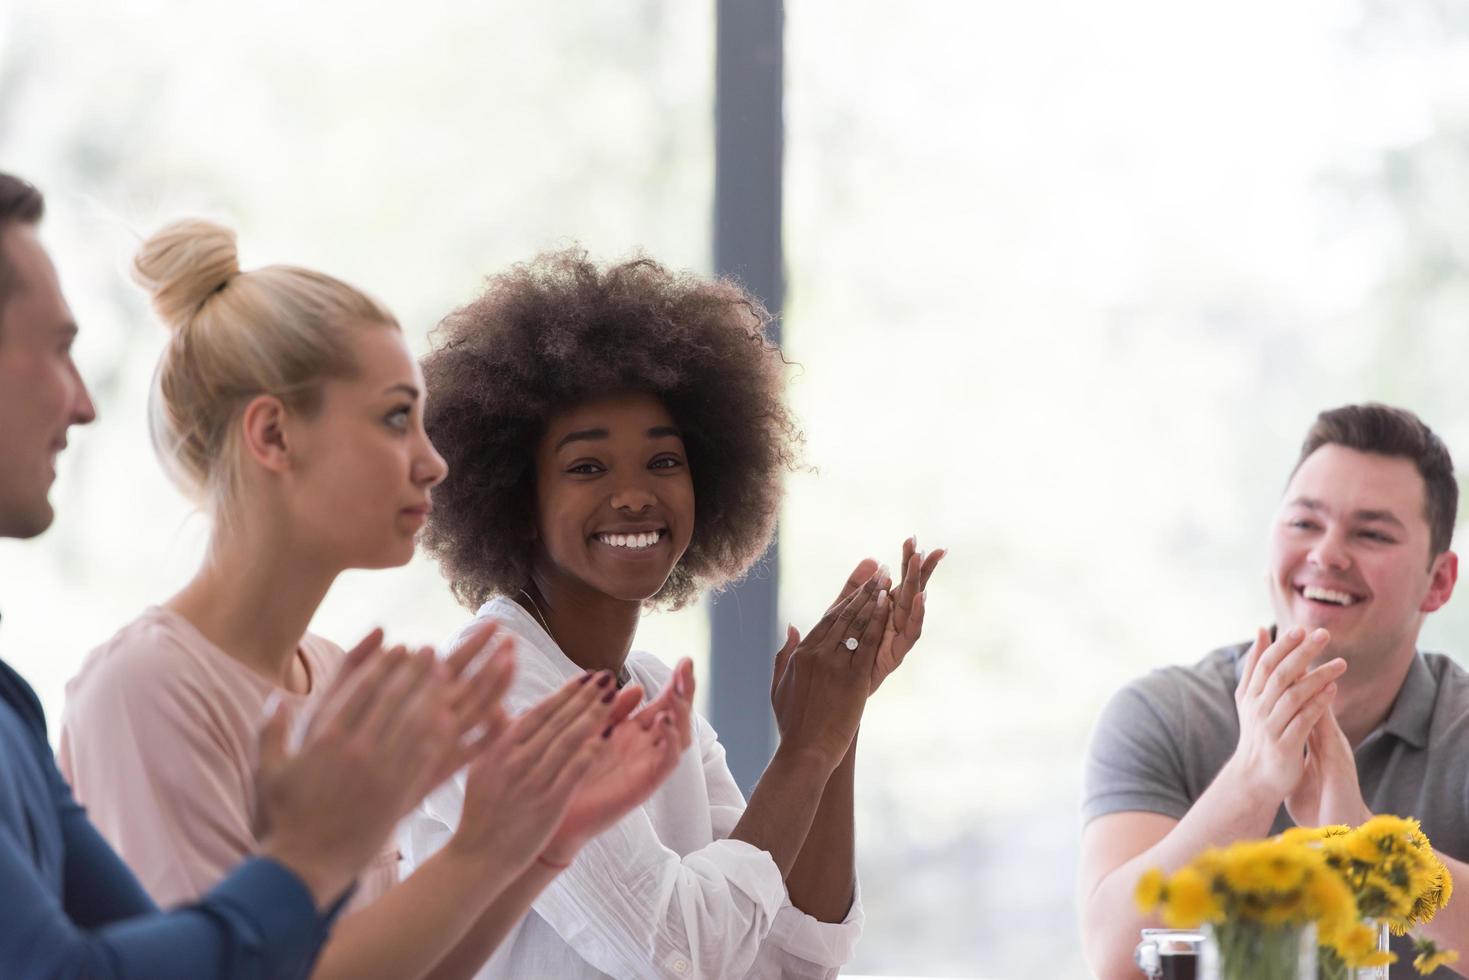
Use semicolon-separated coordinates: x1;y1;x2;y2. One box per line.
1136;836;1355;980
1138;817;1458;980
1283;817;1457;977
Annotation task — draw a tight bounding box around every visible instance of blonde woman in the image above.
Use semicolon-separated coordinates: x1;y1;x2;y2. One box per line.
59;220;689;980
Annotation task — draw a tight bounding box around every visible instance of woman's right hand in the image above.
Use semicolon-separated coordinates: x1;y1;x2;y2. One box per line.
256;630;458;908
444;666;619;874
770;571;890;768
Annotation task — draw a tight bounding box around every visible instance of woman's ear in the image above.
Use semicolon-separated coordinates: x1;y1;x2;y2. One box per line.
240;394;292;474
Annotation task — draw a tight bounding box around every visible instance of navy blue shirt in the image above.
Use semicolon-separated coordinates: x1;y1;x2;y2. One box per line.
0;655;338;979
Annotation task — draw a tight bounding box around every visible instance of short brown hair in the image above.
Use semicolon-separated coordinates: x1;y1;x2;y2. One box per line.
421;248;801;611
0;173;45;316
1294;403;1458;557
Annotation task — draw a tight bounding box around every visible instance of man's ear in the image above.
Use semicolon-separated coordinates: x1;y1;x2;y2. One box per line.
1422;549;1458;614
240;395;292;474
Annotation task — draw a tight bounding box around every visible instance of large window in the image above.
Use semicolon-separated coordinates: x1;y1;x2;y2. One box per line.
783;0;1469;974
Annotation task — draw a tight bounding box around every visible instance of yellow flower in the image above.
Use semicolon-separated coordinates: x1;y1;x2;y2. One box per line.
1413;938;1459;974
1280;825;1350;845
1135;868;1165;913
1163;866;1217;928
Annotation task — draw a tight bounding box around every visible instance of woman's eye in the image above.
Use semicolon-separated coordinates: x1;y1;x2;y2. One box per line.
650;455;683;470
567;461;605;475
385;406;411;430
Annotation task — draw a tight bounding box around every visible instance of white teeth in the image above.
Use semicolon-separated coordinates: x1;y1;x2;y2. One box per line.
1303;585;1357;607
597;531;662;550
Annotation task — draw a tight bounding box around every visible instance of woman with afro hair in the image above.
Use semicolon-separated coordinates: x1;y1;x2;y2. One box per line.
405;248;944;980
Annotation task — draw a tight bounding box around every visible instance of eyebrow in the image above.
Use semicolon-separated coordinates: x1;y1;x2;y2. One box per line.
554;425;683;452
1290;497;1407;528
383;383;420;399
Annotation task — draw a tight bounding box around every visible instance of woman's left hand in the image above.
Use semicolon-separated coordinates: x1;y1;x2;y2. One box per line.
871;536;945;693
539;659;695;867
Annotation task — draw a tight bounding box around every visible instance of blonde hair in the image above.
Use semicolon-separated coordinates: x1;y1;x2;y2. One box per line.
133;218;397;514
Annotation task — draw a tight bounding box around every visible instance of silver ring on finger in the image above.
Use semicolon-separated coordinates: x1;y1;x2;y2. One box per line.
844;637;860;652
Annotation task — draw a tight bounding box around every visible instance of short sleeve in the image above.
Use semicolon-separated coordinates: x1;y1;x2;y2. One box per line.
1082;680;1194;824
59;638;257;905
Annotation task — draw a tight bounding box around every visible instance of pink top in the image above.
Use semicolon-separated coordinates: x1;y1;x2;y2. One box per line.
58;606;398;909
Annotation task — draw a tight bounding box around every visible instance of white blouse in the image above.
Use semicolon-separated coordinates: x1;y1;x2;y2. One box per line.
399;597;863;980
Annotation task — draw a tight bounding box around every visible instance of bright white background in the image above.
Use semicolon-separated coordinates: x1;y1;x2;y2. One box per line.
4;1;1469;976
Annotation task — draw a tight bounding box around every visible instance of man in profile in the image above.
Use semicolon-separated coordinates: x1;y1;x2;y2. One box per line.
0;172;451;977
1078;403;1469;979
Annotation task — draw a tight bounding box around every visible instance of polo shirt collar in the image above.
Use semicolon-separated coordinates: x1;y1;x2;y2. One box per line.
1375;651;1435;750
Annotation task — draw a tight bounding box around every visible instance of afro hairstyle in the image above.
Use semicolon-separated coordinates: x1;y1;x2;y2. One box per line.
420;247;802;610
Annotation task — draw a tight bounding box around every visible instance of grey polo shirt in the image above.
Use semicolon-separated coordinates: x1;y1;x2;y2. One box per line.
1085;643;1469;978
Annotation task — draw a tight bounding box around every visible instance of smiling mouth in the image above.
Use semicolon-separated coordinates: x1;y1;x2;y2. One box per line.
1296;584;1365;608
594;529;667;551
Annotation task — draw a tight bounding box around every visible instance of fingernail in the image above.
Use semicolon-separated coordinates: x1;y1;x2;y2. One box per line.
601;725;614;739
1288;626;1305;640
601;689;615;703
578;671;594;685
596;673;612;688
878;589;889;602
1311;628;1329;642
877;563;890;580
262;692;282;719
675;675;686;697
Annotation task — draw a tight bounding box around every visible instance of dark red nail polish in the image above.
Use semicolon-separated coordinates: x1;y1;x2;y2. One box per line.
601;690;615;703
596;674;612;688
578;672;594;685
601;725;614;739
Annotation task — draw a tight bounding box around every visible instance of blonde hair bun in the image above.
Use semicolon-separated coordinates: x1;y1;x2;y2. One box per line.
133;218;241;331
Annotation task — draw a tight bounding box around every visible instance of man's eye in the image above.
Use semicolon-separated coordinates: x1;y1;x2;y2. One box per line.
1289;520;1318;530
1360;530;1393;543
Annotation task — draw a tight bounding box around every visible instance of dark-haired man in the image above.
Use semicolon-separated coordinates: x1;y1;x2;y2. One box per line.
1079;404;1469;979
0;173;456;977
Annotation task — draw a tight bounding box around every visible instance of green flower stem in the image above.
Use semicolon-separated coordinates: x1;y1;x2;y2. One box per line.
1213;922;1308;980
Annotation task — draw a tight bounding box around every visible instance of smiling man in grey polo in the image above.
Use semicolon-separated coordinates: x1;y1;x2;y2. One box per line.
1076;404;1469;980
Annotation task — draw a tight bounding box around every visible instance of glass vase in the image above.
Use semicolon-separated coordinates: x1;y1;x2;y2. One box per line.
1317;920;1391;980
1202;921;1317;980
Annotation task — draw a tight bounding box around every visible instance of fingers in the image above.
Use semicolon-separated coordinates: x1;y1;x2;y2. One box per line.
851;588;891;675
673;658;695;705
512;671;604;744
771;626;800;700
828;558;881;613
1277;679;1339;751
892;551;922;632
375;648;446;745
530;686;613;782
516;673;609;759
815;572;883;649
318;643;409;737
1265;658;1346;737
918;548;946;589
606;685;644;729
901;590;926;652
450;636;516;737
1246;626;1312;700
338;627;386;681
1236;627;1270;697
444;618;502;680
1258;629;1332;706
